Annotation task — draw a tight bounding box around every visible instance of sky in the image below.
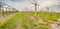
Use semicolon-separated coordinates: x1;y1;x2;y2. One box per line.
0;0;60;12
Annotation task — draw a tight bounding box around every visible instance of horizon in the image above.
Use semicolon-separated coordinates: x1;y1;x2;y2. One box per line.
0;0;60;12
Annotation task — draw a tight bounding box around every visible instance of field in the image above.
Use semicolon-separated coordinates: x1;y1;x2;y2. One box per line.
0;12;16;17
37;12;60;21
0;12;60;29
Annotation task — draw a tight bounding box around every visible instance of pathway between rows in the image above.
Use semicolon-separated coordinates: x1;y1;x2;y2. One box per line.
0;13;17;22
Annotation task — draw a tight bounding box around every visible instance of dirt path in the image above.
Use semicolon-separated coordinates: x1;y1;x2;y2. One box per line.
15;19;24;29
0;13;16;25
0;14;14;21
50;22;60;29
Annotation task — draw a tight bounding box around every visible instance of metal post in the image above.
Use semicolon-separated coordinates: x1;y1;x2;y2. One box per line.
31;0;38;20
35;2;37;19
2;7;4;16
58;6;60;18
0;4;2;17
26;8;27;12
0;4;1;17
13;8;15;12
8;8;10;14
6;8;7;16
0;4;1;12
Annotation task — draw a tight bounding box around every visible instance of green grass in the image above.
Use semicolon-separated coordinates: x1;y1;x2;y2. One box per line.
0;12;35;29
0;12;20;29
37;12;60;21
0;12;60;29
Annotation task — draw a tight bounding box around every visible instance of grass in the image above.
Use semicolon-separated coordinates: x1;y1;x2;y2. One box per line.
37;12;60;21
0;12;36;29
0;12;20;29
0;12;16;17
0;12;60;29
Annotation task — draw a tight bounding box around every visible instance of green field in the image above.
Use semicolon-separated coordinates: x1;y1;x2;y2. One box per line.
0;12;60;29
37;12;60;21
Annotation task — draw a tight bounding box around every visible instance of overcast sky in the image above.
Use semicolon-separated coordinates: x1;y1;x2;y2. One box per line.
0;0;60;12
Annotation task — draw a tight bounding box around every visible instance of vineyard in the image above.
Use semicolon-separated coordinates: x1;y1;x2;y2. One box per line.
0;12;14;17
0;12;60;29
0;0;60;29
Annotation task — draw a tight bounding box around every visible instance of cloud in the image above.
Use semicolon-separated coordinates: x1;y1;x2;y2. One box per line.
1;0;60;12
0;0;1;1
10;0;25;2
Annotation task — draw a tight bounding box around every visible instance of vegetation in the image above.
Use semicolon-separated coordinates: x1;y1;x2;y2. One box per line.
37;12;60;21
0;12;60;29
0;12;16;17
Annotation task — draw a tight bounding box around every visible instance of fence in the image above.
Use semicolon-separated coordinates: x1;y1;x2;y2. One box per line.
0;2;19;18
